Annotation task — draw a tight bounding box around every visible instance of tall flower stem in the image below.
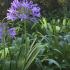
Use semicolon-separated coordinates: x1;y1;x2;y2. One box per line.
2;23;6;70
23;20;27;70
2;18;7;58
24;21;27;57
24;21;27;41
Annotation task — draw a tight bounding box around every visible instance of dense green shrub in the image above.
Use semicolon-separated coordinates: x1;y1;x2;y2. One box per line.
33;0;70;18
28;18;70;70
0;0;70;70
0;17;70;70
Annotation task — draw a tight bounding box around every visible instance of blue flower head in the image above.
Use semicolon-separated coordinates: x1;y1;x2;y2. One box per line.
0;23;16;40
8;28;16;38
7;0;41;21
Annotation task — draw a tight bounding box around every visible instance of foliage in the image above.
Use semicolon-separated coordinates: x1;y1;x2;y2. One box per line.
0;0;70;70
0;17;70;70
33;0;70;18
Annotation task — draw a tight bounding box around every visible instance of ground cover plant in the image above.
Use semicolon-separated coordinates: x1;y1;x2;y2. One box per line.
0;0;70;70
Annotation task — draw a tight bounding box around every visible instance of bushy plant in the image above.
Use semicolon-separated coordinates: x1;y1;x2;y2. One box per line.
0;0;70;70
29;18;70;70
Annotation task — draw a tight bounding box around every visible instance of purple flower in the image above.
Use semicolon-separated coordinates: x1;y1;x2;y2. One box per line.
8;28;16;38
7;0;41;21
0;27;3;39
0;23;16;40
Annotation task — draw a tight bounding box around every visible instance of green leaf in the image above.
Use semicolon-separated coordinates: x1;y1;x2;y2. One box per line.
24;43;43;70
42;59;61;69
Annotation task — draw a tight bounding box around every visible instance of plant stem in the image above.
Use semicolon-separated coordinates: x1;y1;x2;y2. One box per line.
2;23;6;70
23;21;27;70
24;21;27;41
24;20;27;54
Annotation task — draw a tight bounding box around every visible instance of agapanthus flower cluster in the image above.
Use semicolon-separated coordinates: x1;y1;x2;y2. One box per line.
0;23;16;40
7;0;40;21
